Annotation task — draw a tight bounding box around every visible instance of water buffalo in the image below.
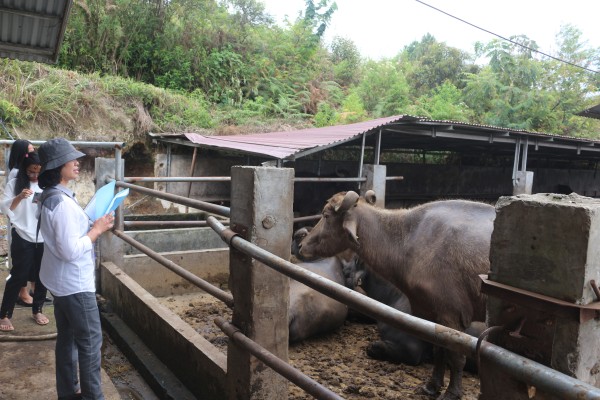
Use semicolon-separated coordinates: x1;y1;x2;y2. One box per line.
289;257;348;343
344;260;486;373
288;227;350;343
343;259;432;365
298;191;495;400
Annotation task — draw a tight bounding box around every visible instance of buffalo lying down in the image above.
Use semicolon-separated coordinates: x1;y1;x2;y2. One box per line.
288;227;350;343
299;191;494;400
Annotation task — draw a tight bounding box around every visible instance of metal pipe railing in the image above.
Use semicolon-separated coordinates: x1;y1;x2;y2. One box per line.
206;216;600;400
122;176;404;183
115;181;230;218
215;317;343;400
112;229;233;308
123;220;229;229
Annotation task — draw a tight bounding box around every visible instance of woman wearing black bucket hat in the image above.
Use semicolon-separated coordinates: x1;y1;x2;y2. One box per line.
37;138;114;400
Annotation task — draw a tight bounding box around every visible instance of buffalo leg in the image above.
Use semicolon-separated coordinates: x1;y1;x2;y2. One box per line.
418;345;445;397
437;349;465;400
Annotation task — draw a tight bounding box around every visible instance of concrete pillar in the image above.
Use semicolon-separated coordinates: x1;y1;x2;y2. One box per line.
513;171;534;195
227;166;294;400
96;158;124;287
361;164;386;207
481;193;600;399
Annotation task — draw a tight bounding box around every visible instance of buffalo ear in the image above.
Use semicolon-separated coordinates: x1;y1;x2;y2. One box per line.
342;216;359;247
335;191;360;213
364;190;376;205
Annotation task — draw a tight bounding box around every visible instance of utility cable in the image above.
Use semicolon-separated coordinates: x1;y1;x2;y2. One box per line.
415;0;599;74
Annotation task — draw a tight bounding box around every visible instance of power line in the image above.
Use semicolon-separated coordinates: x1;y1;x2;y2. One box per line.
415;0;599;74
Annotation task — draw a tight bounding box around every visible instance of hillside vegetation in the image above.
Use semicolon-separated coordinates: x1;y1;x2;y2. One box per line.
1;0;600;145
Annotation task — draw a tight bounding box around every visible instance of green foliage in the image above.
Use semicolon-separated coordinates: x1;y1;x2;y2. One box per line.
0;99;22;124
399;34;471;98
314;102;338;127
338;90;367;123
330;36;362;87
406;81;472;121
356;60;409;116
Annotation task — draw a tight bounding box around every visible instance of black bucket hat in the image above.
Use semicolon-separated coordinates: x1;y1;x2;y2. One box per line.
39;138;85;173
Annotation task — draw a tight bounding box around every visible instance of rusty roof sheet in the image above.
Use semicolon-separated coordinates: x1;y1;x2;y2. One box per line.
150;115;600;162
184;115;409;160
0;0;73;64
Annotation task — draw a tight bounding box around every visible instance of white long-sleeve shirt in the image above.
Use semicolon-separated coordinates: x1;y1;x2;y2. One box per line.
0;177;44;243
39;184;95;296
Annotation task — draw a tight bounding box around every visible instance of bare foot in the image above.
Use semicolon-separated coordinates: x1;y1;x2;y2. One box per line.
19;286;33;304
32;313;49;326
0;317;14;331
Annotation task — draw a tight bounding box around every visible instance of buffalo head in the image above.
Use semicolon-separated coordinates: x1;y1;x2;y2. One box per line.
299;190;375;260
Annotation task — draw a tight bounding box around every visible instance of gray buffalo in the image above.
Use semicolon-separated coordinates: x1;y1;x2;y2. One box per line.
289;257;349;343
288;227;350;343
298;190;494;400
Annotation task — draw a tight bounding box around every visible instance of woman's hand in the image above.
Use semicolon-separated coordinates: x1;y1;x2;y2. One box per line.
19;188;33;200
10;188;34;210
87;213;115;243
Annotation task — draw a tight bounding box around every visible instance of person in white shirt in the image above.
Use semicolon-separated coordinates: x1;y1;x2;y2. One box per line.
38;139;114;400
4;139;36;306
0;151;48;331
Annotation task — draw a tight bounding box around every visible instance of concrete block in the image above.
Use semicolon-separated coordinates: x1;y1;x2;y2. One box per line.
485;193;600;394
490;193;600;303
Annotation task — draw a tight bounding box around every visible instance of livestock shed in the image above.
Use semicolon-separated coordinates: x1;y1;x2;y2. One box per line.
150;115;600;214
0;0;72;64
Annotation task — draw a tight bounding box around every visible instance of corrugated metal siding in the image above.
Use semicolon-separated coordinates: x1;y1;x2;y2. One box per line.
0;0;72;64
185;116;406;159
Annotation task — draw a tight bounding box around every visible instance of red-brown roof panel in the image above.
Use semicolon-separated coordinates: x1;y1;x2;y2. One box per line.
185;115;405;159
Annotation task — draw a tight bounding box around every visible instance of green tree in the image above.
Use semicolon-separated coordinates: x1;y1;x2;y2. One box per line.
330;36;362;88
399;34;471;98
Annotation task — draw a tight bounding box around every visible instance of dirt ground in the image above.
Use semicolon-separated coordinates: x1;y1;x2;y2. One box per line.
158;292;482;400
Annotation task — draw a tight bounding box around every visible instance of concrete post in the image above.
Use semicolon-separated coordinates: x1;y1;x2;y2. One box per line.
513;171;534;195
96;158;124;288
481;193;600;399
227;166;294;400
361;164;387;207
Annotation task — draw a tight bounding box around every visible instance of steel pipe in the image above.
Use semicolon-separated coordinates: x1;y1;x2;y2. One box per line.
124;176;231;183
123;220;229;229
206;216;600;400
215;317;344;400
115;181;230;217
112;229;233;308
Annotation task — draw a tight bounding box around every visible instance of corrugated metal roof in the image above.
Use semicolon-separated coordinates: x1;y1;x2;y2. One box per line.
578;104;600;120
0;0;73;64
156;115;600;162
184;115;409;160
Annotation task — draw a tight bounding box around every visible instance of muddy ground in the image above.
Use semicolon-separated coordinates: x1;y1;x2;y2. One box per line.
157;292;481;400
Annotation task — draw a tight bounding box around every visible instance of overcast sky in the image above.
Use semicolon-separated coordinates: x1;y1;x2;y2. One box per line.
260;0;600;61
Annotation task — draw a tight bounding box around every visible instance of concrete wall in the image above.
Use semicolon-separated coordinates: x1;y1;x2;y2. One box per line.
123;227;226;255
100;262;228;399
122;248;229;297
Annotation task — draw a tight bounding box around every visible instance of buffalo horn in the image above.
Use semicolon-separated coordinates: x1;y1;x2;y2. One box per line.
335;191;360;213
364;190;376;205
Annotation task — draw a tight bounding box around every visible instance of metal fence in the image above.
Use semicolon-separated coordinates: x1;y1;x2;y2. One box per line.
106;170;600;400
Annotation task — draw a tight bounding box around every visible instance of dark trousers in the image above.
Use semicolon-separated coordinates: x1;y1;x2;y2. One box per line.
0;229;46;318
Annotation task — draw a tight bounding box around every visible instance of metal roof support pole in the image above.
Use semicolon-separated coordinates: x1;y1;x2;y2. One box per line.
374;129;382;165
358;132;366;190
166;143;172;194
520;136;529;172
512;137;521;187
185;147;198;213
